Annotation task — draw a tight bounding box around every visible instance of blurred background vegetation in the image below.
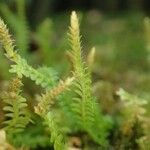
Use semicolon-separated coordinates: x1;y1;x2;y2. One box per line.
0;0;150;149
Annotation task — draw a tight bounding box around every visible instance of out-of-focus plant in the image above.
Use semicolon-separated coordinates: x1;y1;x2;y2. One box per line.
144;17;150;64
0;129;16;150
0;0;29;56
116;88;149;149
34;18;54;65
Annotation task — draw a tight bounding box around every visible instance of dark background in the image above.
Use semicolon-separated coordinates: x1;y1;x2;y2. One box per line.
30;0;150;12
26;0;150;24
29;0;150;14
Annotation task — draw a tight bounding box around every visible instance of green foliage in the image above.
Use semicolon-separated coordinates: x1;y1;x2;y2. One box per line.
0;14;66;149
0;10;113;149
0;5;149;149
1;78;31;134
9;57;57;88
68;11;112;146
44;112;66;150
34;77;74;149
8;123;50;149
0;16;58;89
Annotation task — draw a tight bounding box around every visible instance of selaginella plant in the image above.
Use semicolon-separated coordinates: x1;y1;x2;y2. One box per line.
0;0;59;83
0;11;113;150
67;11;112;146
1;77;31;134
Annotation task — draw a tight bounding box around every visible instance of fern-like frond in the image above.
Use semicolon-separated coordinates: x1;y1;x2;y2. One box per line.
44;112;66;150
1;78;31;134
35;77;74;116
7;123;50;149
9;58;57;88
68;11;112;146
34;77;74;150
0;18;57;88
69;11;92;127
0;17;18;60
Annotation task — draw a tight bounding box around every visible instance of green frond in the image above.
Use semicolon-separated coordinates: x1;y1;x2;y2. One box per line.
37;66;58;83
44;112;66;150
1;78;31;134
35;77;74;116
68;11;112;146
7;123;50;149
34;77;74;150
9;57;57;88
0;17;18;60
0;18;57;88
